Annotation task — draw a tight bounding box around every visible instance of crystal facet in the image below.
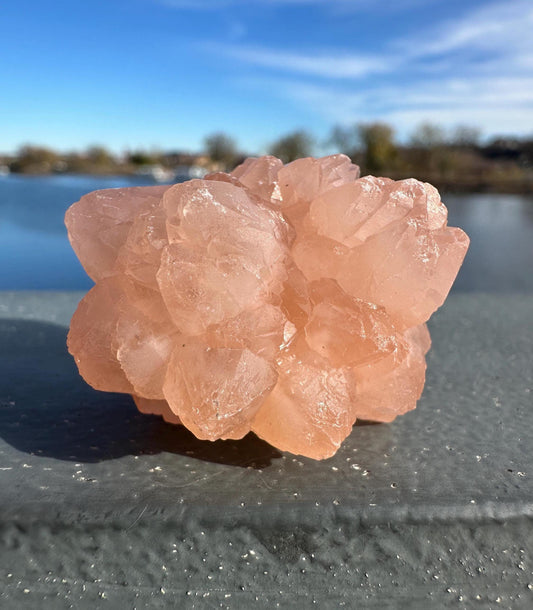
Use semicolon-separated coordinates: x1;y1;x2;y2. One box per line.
66;155;469;459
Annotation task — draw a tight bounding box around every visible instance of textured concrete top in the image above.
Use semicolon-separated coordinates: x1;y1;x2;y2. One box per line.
1;291;532;607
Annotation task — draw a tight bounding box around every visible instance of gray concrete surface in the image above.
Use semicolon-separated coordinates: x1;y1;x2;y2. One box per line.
0;291;532;608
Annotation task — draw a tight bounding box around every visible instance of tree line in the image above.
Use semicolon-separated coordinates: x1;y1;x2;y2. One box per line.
2;122;532;192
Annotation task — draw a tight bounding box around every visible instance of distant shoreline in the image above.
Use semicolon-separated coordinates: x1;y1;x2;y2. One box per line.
385;172;533;195
3;169;532;195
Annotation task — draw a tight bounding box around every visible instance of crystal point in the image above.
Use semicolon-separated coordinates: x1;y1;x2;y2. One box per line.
66;155;469;459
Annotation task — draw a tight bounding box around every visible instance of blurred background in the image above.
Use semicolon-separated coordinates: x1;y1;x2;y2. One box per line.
0;0;532;291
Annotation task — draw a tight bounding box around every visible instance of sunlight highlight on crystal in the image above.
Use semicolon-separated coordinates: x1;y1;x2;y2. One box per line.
65;155;469;459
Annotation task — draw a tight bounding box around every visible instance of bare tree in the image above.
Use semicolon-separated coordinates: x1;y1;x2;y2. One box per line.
451;125;481;147
357;122;397;173
269;130;314;163
410;123;446;149
204;132;238;169
11;145;59;173
328;124;359;158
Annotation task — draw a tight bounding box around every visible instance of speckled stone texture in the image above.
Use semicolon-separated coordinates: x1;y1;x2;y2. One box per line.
1;291;532;608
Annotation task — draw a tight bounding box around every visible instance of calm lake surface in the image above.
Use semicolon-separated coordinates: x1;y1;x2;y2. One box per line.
0;174;532;292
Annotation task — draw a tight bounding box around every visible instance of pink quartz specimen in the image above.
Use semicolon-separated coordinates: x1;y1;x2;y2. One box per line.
65;155;469;459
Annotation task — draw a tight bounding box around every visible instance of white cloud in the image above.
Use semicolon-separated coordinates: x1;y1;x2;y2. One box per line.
212;45;390;78
227;20;247;41
388;107;533;137
399;0;533;59
245;73;533;138
211;0;533;80
213;0;533;137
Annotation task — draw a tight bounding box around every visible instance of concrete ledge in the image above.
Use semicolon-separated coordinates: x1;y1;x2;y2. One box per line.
1;292;532;607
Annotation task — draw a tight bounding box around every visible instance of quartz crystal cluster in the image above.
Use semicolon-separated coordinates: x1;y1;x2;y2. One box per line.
66;155;469;459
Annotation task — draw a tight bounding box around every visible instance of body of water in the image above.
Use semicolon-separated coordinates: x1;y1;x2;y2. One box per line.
0;174;170;290
0;174;532;292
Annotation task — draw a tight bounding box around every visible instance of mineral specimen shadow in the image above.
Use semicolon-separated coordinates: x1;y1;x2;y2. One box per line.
0;318;281;469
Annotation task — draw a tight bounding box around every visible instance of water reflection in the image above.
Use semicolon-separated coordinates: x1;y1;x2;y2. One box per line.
0;173;159;235
0;174;171;289
445;194;533;293
0;174;532;291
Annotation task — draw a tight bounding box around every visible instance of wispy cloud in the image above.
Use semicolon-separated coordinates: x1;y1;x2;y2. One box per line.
397;0;533;61
210;0;533;136
212;0;533;80
212;46;390;79
254;73;533;136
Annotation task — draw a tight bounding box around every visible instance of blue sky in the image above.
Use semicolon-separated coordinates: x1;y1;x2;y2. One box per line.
1;0;531;154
